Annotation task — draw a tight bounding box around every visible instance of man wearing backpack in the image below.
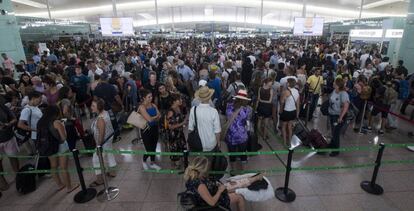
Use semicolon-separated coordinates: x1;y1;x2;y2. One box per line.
0;104;19;191
367;78;389;135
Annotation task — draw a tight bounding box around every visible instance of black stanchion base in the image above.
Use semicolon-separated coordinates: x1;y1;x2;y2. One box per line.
275;187;296;202
360;181;384;195
74;188;97;203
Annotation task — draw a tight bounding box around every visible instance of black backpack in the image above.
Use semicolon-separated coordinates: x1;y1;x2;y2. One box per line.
36;124;60;157
16;164;36;194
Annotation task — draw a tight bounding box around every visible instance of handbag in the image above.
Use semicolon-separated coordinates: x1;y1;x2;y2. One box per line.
210;148;228;181
220;107;242;142
15;108;32;146
320;100;330;116
127;109;148;129
188;106;203;152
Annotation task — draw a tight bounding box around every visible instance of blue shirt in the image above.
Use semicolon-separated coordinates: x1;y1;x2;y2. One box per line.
177;65;194;81
207;77;222;101
47;54;58;62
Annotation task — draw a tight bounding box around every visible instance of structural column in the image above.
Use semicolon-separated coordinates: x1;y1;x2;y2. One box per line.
302;0;307;17
46;0;52;20
398;0;414;74
112;0;117;17
358;0;364;23
155;0;159;25
0;0;26;72
260;0;264;25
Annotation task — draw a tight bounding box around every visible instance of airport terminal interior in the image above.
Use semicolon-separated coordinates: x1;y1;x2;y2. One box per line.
0;0;414;210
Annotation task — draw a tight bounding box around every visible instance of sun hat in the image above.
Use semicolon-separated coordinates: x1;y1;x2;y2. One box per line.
195;86;215;101
233;89;251;101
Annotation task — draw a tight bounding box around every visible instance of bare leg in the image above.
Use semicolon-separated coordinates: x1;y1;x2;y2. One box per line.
281;121;288;146
287;121;293;147
8;157;19;173
229;193;246;211
49;156;64;190
0;160;9;190
58;156;73;191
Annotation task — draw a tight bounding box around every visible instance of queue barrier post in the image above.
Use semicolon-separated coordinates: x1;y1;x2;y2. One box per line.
72;149;97;203
96;146;119;202
275;148;296;202
360;143;385;195
358;100;368;134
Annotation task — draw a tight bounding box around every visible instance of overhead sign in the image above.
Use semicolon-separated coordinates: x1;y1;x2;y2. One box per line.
38;43;48;54
349;29;383;38
100;17;134;36
385;29;404;38
293;17;324;36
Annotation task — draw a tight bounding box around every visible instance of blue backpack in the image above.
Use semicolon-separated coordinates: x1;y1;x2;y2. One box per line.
399;80;409;100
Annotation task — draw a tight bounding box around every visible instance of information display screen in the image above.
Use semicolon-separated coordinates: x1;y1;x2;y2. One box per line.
293;17;324;36
100;18;134;36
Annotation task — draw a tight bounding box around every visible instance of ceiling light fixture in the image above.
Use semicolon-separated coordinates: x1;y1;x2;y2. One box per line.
360;0;405;9
12;0;48;9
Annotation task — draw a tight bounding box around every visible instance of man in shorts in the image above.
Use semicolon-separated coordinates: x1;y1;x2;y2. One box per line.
0;104;19;190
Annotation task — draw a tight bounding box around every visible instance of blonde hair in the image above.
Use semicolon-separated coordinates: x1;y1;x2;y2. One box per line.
184;156;209;181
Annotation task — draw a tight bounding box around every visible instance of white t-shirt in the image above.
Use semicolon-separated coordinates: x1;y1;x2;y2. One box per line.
222;69;233;86
248;55;256;65
280;76;298;89
360;53;372;68
285;88;299;112
188;104;221;152
19;106;43;140
362;68;374;79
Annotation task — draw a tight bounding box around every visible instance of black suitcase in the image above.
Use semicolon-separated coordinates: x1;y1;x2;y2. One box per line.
16;164;37;194
36;157;51;178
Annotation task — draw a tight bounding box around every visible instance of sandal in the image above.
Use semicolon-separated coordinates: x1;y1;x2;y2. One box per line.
89;181;104;188
66;184;80;194
56;185;65;192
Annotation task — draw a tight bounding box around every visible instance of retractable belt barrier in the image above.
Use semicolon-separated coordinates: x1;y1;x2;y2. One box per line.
368;101;414;125
2;142;414;203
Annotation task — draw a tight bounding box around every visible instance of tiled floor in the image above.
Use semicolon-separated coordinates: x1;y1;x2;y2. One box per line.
0;106;414;211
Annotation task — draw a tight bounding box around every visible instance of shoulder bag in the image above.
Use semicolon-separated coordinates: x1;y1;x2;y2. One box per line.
127;105;148;129
188;106;203;152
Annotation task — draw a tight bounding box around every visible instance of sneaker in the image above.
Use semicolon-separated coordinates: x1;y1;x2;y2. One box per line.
149;163;162;171
142;162;150;170
378;130;385;135
362;126;372;133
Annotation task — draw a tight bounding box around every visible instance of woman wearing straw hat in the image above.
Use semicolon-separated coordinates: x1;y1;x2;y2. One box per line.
223;89;252;172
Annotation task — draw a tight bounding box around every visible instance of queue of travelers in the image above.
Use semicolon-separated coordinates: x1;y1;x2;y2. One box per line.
0;36;413;210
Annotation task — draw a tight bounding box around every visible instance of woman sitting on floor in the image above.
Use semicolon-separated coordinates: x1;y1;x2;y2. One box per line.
184;156;246;211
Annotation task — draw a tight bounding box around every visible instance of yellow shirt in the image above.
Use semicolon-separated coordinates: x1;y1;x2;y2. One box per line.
307;75;323;94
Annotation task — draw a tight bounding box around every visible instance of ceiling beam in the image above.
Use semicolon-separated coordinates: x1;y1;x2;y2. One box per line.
12;0;48;9
361;0;405;9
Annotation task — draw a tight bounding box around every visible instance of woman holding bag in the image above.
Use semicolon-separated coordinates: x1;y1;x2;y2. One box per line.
138;89;162;170
224;89;252;172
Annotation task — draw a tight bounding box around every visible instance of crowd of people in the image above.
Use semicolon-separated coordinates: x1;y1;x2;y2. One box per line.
0;36;413;210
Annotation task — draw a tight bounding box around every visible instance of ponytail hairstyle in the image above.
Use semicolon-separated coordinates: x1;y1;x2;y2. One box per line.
184;156;209;181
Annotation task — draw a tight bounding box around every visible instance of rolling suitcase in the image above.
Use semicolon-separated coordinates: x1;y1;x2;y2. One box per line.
293;120;309;146
308;129;328;149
